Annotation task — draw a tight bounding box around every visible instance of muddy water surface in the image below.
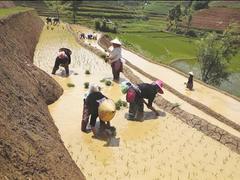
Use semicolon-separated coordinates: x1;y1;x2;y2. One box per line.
34;24;240;180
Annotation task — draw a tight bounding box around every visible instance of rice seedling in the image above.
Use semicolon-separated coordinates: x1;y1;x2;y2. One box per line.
67;83;75;87
105;80;112;86
84;82;89;89
100;78;106;83
85;69;91;74
122;101;128;107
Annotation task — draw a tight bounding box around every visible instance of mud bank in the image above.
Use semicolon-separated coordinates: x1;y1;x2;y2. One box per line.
0;11;84;179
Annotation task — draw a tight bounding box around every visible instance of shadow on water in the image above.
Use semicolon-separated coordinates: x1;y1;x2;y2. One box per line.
171;60;240;97
124;110;166;121
91;121;120;147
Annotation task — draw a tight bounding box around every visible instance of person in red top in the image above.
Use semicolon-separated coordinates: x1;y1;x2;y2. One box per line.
51;51;69;76
127;80;164;121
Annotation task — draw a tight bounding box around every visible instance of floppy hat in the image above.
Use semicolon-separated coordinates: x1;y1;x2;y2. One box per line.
154;80;164;94
110;38;122;45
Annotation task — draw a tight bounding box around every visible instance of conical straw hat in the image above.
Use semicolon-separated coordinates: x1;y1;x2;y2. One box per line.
98;99;116;122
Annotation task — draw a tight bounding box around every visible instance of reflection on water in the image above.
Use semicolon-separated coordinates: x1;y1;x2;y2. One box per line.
171;60;240;97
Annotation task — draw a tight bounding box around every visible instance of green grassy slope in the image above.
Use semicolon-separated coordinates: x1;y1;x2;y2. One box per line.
0;6;32;18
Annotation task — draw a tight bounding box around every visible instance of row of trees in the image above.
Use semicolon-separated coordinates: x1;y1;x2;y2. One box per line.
95;20;118;33
197;23;240;86
44;0;81;24
167;1;210;33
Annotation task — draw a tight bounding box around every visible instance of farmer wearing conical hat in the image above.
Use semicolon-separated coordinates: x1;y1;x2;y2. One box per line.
126;80;164;121
106;38;123;82
186;71;194;90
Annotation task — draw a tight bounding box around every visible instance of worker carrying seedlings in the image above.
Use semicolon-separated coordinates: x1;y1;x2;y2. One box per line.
85;84;116;137
125;80;164;121
106;38;123;82
186;71;194;90
52;50;70;77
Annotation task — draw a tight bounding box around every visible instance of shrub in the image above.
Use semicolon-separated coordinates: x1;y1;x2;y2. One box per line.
185;30;198;37
193;1;209;10
95;20;101;30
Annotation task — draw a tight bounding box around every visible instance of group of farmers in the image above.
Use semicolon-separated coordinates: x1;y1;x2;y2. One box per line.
51;38;194;138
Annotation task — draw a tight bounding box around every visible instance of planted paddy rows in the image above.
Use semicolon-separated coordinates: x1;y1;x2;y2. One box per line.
34;24;240;179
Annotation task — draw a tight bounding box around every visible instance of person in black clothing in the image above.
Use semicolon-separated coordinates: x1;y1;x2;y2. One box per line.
127;80;164;121
186;71;194;90
46;17;52;25
85;85;110;136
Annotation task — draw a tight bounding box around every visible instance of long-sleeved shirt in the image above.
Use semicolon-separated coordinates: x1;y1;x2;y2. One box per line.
109;47;122;64
86;92;106;115
137;83;158;107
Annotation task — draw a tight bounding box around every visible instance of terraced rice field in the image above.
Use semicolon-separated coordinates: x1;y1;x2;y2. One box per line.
33;24;240;179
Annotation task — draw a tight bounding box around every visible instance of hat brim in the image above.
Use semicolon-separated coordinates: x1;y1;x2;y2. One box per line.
158;87;164;94
110;39;122;45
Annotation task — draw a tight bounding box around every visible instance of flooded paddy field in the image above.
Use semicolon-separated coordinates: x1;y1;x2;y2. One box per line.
34;24;240;180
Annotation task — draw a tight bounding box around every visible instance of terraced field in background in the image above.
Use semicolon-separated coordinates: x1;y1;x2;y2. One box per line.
14;0;240;97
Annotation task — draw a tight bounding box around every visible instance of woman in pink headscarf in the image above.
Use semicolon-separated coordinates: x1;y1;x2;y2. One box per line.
126;80;164;121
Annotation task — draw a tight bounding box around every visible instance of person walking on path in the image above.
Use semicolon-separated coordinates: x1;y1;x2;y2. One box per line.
186;71;194;90
126;80;164;121
106;38;123;82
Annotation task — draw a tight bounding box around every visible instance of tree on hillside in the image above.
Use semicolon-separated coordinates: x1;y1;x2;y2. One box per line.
66;0;82;24
192;0;209;10
197;26;240;86
167;4;182;31
44;0;65;19
182;1;193;32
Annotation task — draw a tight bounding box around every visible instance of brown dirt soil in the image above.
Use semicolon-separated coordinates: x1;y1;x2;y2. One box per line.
0;11;85;179
0;1;15;8
189;7;240;31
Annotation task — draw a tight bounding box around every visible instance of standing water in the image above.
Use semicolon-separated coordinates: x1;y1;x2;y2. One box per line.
34;24;240;179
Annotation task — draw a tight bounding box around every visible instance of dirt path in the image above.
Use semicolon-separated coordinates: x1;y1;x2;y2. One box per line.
34;24;240;180
121;49;240;125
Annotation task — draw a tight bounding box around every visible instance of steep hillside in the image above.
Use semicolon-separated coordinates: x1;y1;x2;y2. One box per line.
0;10;85;179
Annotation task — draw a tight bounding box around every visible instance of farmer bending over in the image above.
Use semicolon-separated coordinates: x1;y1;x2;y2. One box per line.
126;80;164;121
85;84;110;136
52;50;70;76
